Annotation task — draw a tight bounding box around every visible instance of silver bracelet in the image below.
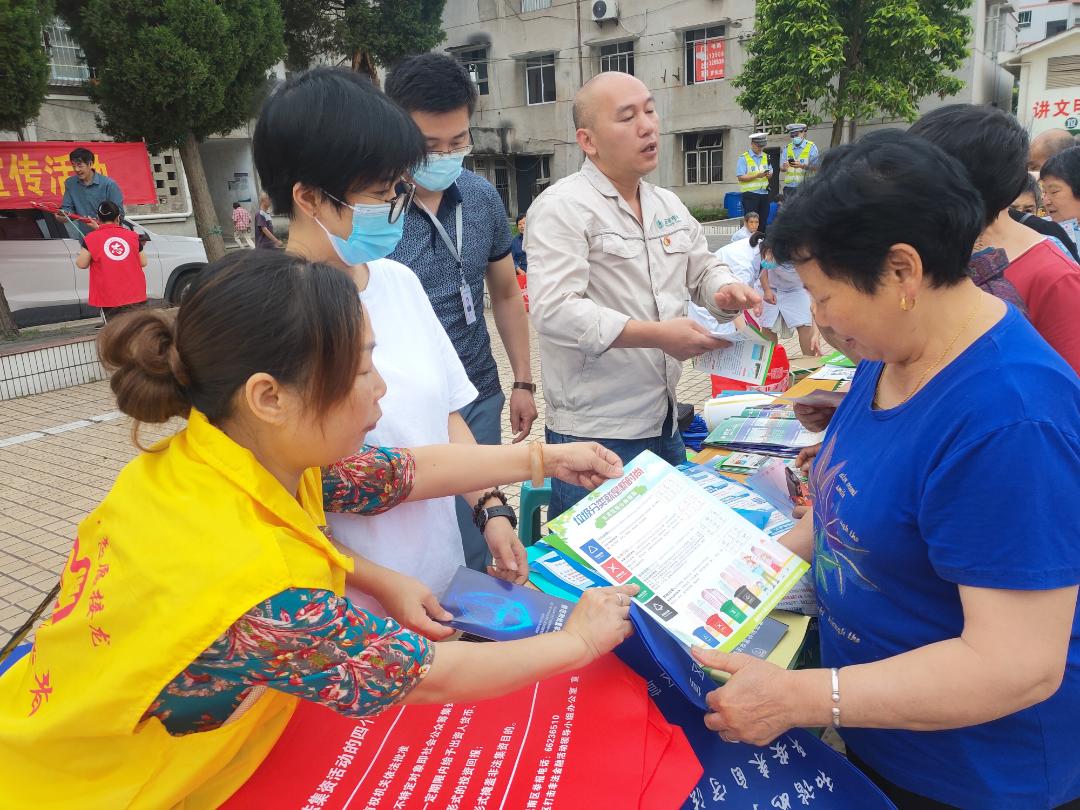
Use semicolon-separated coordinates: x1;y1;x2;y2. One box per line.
830;667;841;728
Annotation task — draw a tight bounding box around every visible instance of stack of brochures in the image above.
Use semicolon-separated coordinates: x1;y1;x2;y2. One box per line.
704;406;823;457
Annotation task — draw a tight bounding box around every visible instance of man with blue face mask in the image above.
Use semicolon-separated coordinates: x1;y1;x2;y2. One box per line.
780;123;819;199
386;53;537;576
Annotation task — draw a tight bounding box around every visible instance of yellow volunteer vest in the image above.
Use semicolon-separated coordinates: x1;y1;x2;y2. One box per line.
0;408;353;809
738;150;771;193
784;140;815;186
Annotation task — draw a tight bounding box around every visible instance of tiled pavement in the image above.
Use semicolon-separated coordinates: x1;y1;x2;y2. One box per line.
0;312;798;641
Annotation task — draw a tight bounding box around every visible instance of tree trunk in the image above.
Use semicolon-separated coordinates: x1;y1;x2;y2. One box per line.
0;283;20;340
848;118;858;144
351;48;379;88
178;133;226;263
830;115;846;148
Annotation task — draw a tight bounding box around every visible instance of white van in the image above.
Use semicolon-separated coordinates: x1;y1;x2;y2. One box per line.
0;208;207;327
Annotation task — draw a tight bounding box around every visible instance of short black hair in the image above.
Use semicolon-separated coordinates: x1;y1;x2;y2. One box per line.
232;201;242;209
385;52;478;116
96;200;120;222
769;130;983;293
69;147;93;164
1042;146;1080;199
253;67;426;216
908;104;1028;227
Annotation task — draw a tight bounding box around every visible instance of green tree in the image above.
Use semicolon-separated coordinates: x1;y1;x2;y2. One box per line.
734;0;970;147
56;0;285;262
281;0;446;82
0;0;52;338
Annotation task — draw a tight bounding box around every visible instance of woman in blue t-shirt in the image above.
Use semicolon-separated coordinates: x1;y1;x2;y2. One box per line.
693;131;1080;810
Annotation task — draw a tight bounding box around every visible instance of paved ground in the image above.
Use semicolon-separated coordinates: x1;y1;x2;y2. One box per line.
0;311;765;641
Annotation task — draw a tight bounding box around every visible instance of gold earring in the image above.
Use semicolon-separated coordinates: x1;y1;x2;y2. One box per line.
900;296;908;311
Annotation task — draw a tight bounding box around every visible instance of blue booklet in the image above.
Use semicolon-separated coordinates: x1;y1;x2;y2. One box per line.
440;566;574;642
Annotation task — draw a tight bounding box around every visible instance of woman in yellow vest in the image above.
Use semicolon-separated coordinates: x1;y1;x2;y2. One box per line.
780;123;819;200
0;249;637;808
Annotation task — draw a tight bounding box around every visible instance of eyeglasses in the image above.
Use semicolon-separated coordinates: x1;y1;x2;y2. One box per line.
327;180;415;225
428;145;473;159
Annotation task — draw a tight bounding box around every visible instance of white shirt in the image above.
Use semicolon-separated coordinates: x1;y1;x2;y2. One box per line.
327;258;478;609
715;237;761;287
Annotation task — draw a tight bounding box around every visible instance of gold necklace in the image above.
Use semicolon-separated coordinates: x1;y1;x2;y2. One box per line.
876;302;981;408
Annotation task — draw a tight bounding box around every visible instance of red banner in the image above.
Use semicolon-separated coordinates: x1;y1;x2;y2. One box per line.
0;141;157;210
223;654;701;809
693;40;725;83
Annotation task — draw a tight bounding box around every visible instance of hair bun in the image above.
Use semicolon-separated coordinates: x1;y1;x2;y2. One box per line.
97;309;191;424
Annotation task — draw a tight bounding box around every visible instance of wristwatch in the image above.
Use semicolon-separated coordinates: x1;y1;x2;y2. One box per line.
473;489;519;532
512;381;536;393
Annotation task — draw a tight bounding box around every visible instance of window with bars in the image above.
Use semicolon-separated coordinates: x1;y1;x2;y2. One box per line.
44;19;91;86
599;41;635;75
522;0;552;10
684;25;726;86
683;131;724;185
457;47;489;95
526;54;556;105
1017;10;1031;28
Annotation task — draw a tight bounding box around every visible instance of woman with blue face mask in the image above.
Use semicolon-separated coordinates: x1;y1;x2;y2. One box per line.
253;67;531;619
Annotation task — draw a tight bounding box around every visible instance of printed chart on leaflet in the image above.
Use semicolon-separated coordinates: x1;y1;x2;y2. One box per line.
548;451;808;651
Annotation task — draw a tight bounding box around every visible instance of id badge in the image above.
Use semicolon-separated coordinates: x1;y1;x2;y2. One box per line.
460;281;477;325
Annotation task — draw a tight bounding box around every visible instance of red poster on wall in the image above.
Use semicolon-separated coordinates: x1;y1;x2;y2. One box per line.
693;40;725;83
0;141;157;209
222;654;701;810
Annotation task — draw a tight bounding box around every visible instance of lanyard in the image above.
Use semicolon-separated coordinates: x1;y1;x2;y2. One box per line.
418;201;465;284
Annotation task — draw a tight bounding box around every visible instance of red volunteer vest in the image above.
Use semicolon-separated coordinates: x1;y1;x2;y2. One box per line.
83;223;146;307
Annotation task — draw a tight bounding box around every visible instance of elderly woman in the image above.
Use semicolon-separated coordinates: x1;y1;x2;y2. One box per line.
692;131;1080;809
1042;147;1080;228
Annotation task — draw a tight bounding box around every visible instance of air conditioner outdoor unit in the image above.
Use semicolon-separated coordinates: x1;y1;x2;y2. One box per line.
591;0;619;22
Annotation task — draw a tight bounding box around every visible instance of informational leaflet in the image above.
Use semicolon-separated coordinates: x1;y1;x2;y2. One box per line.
691;310;777;386
547;451;808;652
440;567;573;641
809;364;856;382
704;411;823;457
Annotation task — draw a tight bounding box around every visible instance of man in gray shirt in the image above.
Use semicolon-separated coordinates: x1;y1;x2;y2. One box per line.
61;147;125;234
527;72;761;516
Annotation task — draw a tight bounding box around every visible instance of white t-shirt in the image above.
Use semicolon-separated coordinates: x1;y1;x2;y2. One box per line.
327;258;478;611
715;237;761;287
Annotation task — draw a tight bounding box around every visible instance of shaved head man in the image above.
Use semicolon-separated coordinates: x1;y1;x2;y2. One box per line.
526;70;762;516
1029;128;1077;173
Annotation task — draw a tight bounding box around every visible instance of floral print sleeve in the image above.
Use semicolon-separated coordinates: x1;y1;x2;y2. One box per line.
144;588;433;736
323;445;416;515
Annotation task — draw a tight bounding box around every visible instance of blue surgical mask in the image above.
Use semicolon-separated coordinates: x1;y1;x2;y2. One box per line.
316;201;404;266
793;137;804;147
761;260;777;270
412;149;469;191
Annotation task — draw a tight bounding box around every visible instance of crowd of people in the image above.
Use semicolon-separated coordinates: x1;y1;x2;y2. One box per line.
1;53;1079;809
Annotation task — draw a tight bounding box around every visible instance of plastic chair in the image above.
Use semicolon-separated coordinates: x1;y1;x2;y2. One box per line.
518;478;552;545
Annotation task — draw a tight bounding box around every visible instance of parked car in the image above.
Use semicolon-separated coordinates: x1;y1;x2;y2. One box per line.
0;208;207;327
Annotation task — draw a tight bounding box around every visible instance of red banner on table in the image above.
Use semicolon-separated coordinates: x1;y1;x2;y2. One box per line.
0;141;157;209
693;40;725;82
222;654;701;810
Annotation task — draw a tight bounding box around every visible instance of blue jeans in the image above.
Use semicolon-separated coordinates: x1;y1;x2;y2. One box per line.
545;425;686;520
455;391;506;571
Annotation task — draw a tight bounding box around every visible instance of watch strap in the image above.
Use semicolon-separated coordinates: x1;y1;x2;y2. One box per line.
512;381;536;393
477;504;518;532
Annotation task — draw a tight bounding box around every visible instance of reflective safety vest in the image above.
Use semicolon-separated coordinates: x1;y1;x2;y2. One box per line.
784;140;815;187
738;151;771;193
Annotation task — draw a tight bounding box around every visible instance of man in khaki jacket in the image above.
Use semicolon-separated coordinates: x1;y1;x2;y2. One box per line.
526;71;761;516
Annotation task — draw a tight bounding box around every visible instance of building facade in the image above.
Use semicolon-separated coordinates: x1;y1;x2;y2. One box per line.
443;0;1017;217
1012;0;1080;47
1007;28;1080;137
